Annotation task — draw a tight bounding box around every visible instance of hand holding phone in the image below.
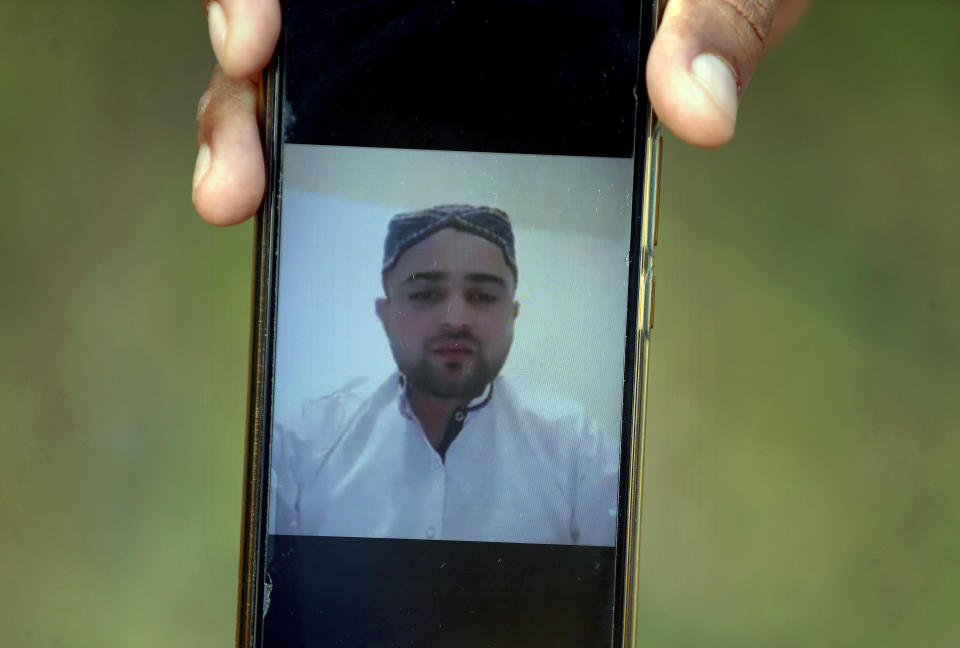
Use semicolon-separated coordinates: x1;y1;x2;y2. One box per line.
194;2;808;645
193;0;810;228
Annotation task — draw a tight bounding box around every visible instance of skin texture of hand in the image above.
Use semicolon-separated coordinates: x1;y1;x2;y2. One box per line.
193;0;810;225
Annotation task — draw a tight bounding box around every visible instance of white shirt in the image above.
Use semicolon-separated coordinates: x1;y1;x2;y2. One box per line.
270;373;619;546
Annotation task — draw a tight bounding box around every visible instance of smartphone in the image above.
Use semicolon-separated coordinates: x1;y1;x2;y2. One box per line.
238;1;662;646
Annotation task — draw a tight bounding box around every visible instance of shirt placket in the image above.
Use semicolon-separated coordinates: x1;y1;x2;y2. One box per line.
406;415;448;540
424;449;445;539
419;407;470;540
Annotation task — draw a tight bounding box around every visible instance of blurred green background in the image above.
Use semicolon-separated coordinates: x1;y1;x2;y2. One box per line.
1;1;958;646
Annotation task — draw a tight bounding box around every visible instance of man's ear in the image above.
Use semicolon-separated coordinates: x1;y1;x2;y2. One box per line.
512;301;520;320
375;297;390;329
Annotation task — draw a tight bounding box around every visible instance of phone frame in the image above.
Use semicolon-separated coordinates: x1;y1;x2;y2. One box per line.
236;2;663;645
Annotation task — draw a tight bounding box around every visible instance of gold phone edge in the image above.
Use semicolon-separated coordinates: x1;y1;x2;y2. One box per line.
236;58;280;648
619;118;661;648
620;1;663;643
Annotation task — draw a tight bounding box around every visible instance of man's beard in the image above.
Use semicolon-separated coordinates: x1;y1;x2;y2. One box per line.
399;333;509;400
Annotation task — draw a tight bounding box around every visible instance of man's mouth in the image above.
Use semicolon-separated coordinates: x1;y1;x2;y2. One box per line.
430;340;478;360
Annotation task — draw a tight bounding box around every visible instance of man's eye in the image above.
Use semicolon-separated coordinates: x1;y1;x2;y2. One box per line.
409;290;441;302
468;292;499;304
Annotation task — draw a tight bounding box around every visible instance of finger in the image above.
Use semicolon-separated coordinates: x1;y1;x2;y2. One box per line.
646;0;781;148
205;0;281;79
768;0;811;46
193;66;264;226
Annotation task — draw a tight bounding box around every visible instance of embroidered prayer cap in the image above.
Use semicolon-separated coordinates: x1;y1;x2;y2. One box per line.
382;204;518;283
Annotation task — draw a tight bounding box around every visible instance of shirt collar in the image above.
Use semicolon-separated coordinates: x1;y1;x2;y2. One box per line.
396;374;494;420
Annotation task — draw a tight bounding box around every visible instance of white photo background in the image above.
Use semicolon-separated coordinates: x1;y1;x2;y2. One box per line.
274;145;633;435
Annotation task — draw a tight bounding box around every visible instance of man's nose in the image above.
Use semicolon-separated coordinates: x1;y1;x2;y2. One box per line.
441;293;473;328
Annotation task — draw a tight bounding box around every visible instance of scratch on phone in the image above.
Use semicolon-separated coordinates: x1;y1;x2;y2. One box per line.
262;570;273;620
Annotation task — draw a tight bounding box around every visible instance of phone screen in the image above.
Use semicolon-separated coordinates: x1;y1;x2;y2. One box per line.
253;1;654;645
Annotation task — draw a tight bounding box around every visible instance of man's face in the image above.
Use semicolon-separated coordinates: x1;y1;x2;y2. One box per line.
376;228;519;400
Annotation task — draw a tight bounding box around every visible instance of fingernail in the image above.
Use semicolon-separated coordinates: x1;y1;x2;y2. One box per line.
197;90;212;121
207;1;227;61
193;143;211;196
690;53;739;127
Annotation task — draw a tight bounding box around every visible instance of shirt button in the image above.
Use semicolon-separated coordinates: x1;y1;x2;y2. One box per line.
425;526;436;539
453;410;465;422
432;457;442;470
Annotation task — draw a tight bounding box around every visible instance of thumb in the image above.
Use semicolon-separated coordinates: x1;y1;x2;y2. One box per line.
646;0;781;148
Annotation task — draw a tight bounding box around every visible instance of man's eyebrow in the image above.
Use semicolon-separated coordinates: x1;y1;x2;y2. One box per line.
465;273;507;287
403;271;448;283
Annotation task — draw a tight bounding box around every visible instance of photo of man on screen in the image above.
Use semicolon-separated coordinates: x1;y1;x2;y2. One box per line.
271;204;619;546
